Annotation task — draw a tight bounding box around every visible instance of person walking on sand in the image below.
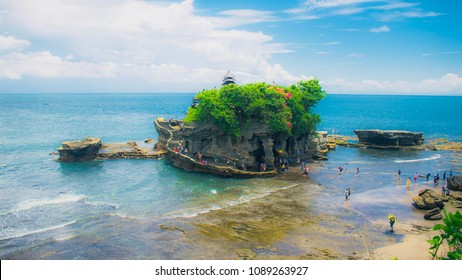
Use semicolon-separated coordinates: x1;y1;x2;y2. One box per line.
406;177;411;188
388;214;396;233
443;171;447;181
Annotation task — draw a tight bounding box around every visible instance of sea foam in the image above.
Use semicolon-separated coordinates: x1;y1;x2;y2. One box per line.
394;154;441;163
0;220;76;241
10;194;86;213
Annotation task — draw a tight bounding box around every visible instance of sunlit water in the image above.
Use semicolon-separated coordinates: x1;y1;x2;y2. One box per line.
0;93;460;259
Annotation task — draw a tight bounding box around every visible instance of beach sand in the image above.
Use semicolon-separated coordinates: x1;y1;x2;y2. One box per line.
155;166;461;260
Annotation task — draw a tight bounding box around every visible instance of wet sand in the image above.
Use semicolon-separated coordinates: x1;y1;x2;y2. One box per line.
158;168;455;260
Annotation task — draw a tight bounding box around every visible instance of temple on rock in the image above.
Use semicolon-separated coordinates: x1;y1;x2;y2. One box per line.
222;71;236;86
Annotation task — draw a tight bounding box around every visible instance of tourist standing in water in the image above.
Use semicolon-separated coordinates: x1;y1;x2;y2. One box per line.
414;172;418;182
388;214;396;233
407;177;411;188
398;169;401;177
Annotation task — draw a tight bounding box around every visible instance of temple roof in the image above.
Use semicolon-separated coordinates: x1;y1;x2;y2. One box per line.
222;71;236;86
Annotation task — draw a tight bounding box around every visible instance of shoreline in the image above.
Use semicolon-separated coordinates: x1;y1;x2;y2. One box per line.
157;166;456;260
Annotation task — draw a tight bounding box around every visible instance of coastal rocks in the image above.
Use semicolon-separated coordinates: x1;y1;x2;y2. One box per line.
412;189;444;210
154;118;325;174
424;208;443;220
354;129;424;150
58;137;102;162
57;138;166;162
447;176;462;192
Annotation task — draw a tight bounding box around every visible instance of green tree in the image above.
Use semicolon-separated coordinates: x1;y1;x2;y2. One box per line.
427;210;462;260
184;79;326;138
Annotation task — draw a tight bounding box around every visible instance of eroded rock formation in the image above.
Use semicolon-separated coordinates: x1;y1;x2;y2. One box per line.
412;189;445;210
354;129;424;149
447;176;462;192
154;118;326;173
58;137;102;162
57;137;165;162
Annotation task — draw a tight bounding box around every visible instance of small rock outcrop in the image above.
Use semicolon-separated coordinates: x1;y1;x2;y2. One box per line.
412;189;444;210
447;176;462;192
354;129;424;149
58;137;102;162
424;208;443;220
57;138;165;162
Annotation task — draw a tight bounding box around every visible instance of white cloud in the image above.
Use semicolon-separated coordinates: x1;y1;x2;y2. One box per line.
0;0;307;90
348;52;364;58
421;51;461;57
300;0;376;10
285;0;442;22
0;51;118;79
323;73;462;95
0;35;30;53
370;25;390;33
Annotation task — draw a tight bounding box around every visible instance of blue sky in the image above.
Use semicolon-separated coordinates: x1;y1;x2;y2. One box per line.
0;0;461;94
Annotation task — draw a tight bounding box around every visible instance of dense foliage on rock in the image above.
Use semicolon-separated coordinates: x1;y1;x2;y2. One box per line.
184;79;326;138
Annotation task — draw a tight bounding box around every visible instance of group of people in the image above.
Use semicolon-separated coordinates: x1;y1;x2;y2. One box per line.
274;156;291;173
344;187;351;200
173;144;188;155
400;169;453;188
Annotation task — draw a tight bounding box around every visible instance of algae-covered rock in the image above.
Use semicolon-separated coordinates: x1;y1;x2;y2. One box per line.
447;176;462;192
424;208;442;220
412;189;444;210
58;137;102;162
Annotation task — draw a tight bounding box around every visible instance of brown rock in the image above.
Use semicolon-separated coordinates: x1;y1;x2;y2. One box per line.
424;208;442;220
58;137;102;162
412;189;444;210
447;176;462;192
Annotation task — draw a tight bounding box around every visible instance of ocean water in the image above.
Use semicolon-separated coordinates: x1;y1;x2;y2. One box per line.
316;94;462;141
0;93;461;259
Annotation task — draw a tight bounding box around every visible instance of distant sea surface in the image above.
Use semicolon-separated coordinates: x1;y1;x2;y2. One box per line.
316;94;462;141
0;93;461;259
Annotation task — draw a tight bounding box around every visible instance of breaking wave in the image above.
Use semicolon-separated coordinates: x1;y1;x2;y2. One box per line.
394;154;441;163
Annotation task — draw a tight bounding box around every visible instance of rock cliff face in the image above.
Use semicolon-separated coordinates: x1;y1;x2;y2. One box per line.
354;129;424;149
447;176;462;191
58;137;102;162
154;118;325;172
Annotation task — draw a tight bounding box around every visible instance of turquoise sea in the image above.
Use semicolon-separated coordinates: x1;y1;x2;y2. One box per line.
0;93;461;259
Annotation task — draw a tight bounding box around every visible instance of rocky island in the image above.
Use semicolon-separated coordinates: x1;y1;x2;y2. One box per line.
354;129;424;150
154;78;327;177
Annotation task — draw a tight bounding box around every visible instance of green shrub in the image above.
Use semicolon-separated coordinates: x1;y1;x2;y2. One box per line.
184;79;326;138
428;210;462;260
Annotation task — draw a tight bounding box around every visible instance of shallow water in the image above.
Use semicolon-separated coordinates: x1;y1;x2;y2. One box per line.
0;93;461;259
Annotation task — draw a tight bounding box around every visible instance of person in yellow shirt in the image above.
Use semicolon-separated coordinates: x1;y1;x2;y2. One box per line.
388;214;396;232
